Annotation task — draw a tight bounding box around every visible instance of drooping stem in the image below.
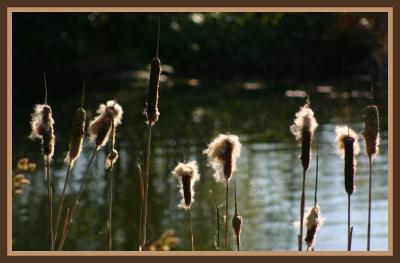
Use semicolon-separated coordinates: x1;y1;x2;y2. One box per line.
140;124;152;251
188;208;194;251
299;169;306;251
211;191;220;251
367;157;372;251
46;158;54;251
54;160;72;246
57;147;98;250
225;179;229;251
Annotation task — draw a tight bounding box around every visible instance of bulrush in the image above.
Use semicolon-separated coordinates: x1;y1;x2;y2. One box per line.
203;134;241;182
58;99;123;251
29;73;56;250
145;57;161;125
363;104;380;251
29;104;55;161
140;18;161;251
290;100;318;251
204;133;241;250
304;205;323;250
89;100;123;149
363;105;380;158
335;125;359;251
172;161;200;251
64;108;86;166
172;161;200;209
290;101;318;171
232;181;243;251
54;88;86;248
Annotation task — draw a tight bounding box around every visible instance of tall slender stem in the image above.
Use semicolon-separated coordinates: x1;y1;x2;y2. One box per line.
54;160;72;246
57;147;98;250
225;179;229;251
140;124;152;251
347;194;351;251
211;191;220;250
188;208;194;251
367;157;372;251
314;144;319;206
107;120;115;251
46;158;54;251
299;169;306;251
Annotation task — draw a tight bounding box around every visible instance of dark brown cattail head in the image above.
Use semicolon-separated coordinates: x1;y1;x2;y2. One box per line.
88;100;123;149
29;104;55;161
203;134;242;183
146;57;161;125
304;205;323;249
290;103;318;172
232;214;243;250
363;105;380;158
336;126;360;196
105;149;119;169
65;108;86;166
172;161;200;210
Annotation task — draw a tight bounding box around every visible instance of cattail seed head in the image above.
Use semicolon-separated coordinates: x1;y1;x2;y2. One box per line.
65;108;86;167
172;161;200;210
232;213;243;250
146;57;161;125
363;105;380;158
290;103;318;171
88;100;123;149
105;149;119;169
203;134;241;182
29;104;55;161
335;126;360;195
304;205;323;249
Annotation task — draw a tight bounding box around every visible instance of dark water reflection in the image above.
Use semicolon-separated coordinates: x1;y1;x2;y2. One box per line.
12;82;388;251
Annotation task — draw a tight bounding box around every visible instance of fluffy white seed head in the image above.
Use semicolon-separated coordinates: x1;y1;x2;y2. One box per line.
203;134;241;183
335;125;360;159
290;103;318;141
172;161;200;210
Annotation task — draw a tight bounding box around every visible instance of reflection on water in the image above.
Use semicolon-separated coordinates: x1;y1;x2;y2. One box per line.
12;82;388;251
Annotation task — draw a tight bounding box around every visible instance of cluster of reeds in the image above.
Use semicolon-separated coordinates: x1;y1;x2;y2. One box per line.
28;76;124;250
23;20;382;253
290;98;318;251
289;94;380;252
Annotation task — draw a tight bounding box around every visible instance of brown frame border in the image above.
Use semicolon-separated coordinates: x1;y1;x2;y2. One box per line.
1;0;398;260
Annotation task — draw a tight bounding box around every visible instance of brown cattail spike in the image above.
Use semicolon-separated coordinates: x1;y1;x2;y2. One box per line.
304;205;323;249
146;58;161;125
203;134;241;183
290;102;318;172
172;161;200;210
65;107;86;166
29;104;55;161
232;181;243;251
363;105;380;158
88;100;123;149
335;126;360;196
146;19;161;125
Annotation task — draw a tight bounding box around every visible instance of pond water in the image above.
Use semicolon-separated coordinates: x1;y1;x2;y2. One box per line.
12;80;388;251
